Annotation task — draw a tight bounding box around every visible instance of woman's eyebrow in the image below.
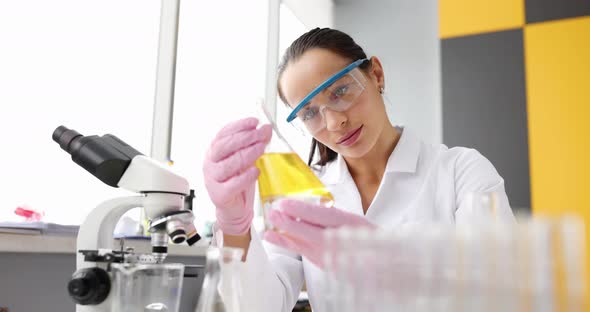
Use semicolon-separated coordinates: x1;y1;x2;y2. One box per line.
320;82;338;94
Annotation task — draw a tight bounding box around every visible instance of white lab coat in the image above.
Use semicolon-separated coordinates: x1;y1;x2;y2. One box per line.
216;126;515;312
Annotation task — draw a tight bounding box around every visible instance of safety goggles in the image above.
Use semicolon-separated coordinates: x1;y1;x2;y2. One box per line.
286;58;368;134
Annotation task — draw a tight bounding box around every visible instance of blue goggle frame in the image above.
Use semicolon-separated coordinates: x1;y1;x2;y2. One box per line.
286;58;369;123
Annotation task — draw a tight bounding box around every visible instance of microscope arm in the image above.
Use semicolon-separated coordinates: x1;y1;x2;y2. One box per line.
76;196;146;269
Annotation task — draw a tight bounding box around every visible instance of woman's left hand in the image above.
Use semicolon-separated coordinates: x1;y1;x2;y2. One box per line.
263;199;376;269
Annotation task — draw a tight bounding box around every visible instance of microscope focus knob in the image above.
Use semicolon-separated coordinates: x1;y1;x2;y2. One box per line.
68;267;111;305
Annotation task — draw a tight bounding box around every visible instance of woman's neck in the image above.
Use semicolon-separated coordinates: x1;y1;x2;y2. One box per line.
345;123;400;183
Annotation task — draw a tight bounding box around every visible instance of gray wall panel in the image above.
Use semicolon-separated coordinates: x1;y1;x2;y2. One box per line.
525;0;590;23
334;0;442;144
441;29;531;211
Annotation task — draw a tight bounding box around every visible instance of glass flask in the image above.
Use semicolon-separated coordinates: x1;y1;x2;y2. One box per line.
255;102;334;230
195;247;244;312
110;263;184;312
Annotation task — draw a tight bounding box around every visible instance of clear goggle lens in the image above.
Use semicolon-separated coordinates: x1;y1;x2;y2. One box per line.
290;68;366;134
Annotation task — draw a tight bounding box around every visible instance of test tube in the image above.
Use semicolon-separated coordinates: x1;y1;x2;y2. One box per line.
492;222;519;312
529;219;555;312
557;216;586;312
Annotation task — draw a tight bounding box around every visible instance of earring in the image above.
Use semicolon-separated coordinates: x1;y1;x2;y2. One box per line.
379;86;384;94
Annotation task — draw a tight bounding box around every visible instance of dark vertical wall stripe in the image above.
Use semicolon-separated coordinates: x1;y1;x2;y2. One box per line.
441;29;531;210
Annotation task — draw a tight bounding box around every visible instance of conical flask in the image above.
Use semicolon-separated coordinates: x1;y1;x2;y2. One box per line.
255;102;334;230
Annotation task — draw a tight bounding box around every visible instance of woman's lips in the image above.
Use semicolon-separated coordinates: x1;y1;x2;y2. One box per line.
337;126;363;146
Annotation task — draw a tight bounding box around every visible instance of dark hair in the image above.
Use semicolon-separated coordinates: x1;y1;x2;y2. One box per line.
277;27;371;168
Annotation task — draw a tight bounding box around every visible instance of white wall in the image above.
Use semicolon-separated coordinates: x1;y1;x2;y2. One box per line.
0;0;160;225
282;0;333;29
333;0;442;144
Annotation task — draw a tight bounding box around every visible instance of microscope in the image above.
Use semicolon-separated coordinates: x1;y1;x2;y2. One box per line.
52;126;201;312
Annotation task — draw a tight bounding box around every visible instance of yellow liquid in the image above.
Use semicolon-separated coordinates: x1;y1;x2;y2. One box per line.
255;152;334;206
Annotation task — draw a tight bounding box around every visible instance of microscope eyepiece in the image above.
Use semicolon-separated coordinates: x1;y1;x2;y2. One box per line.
53;126;83;153
52;125;143;187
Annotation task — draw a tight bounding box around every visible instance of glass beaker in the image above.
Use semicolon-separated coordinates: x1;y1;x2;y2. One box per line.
255;104;334;229
110;263;184;312
195;247;244;312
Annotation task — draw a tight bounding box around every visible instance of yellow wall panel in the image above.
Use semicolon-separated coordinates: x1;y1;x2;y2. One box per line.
440;0;525;39
525;16;590;301
525;16;590;215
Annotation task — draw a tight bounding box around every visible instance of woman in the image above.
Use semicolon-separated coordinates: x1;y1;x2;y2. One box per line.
202;27;515;311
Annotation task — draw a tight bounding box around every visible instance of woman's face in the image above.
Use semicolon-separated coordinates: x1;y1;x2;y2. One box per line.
280;48;387;159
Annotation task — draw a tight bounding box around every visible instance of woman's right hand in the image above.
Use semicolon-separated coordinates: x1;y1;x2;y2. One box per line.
203;117;272;236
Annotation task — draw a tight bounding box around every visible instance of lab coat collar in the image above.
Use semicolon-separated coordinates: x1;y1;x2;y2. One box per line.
321;126;420;185
385;126;420;174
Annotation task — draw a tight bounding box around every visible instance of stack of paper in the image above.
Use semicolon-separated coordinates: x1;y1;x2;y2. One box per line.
0;221;79;235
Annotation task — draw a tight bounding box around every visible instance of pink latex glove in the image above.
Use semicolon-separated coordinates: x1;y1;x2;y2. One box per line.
264;199;376;268
203;117;272;235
